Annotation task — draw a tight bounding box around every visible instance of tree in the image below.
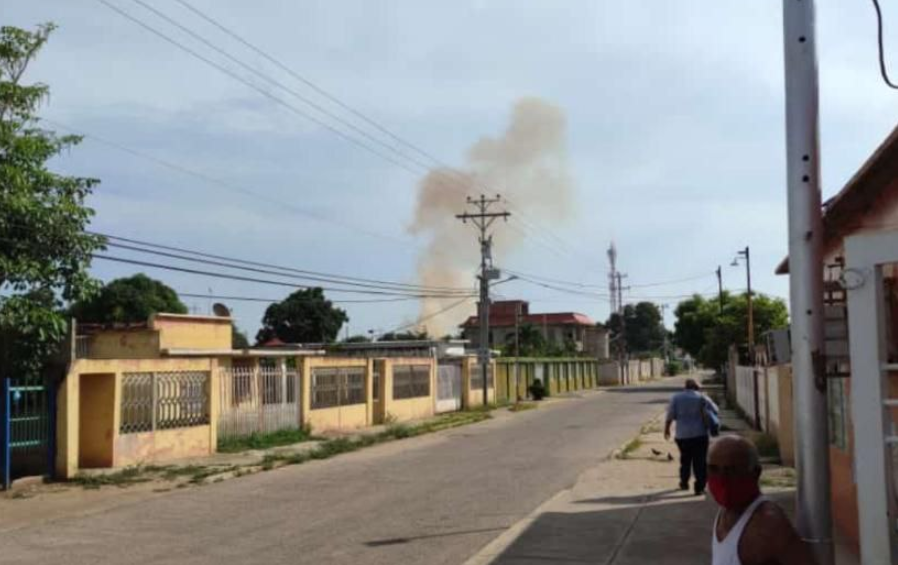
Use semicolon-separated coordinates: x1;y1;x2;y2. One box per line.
256;288;348;344
673;292;789;368
379;329;429;341
606;302;666;354
0;24;105;379
502;322;547;357
232;326;250;349
342;334;371;344
70;274;187;323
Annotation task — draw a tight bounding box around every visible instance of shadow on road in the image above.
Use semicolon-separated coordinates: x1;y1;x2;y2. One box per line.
364;526;508;547
490;491;795;565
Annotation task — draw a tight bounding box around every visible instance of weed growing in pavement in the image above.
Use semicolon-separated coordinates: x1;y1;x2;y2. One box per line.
509;402;537;413
617;437;643;459
217;426;316;453
72;465;161;489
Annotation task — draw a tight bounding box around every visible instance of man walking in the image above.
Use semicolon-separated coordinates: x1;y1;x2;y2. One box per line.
664;378;717;495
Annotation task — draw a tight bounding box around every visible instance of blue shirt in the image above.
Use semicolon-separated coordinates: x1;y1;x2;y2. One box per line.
666;390;719;439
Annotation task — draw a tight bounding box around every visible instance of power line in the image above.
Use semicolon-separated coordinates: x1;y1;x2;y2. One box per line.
382;297;473;336
99;0;601;276
872;0;898;89
177;292;415;304
98;233;471;293
92;254;476;298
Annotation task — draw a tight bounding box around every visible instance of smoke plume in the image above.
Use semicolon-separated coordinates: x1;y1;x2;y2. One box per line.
410;97;574;336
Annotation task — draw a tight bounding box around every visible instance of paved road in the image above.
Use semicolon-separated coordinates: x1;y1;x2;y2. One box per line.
1;381;683;565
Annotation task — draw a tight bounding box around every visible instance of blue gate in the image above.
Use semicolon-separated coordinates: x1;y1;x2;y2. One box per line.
1;377;56;490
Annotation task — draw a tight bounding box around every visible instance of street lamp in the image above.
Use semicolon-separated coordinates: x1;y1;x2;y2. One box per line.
731;246;754;364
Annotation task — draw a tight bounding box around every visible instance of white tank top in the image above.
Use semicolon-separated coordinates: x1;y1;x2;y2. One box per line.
711;495;768;565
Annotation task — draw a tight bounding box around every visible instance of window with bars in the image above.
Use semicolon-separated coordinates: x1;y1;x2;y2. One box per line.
469;363;493;390
393;365;431;400
311;367;366;409
120;372;210;434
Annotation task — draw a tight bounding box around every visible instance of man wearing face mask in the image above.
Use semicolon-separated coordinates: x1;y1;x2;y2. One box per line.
709;435;816;565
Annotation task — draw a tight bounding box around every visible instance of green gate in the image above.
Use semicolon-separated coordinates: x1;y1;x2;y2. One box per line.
1;377;55;489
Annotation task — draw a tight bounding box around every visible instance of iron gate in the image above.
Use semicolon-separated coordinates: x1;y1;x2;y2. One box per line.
436;362;462;413
1;377;55;489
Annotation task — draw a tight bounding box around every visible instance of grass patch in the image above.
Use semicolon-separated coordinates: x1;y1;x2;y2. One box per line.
617;437;643;459
751;432;780;459
71;465;161;489
217;427;315;453
509;402;537;413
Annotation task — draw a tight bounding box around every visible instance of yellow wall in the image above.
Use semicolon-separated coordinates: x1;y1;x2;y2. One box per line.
383;358;435;422
116;426;211;467
302;356;371;433
152;314;232;351
463;357;495;408
85;330;160;359
78;373;115;468
59;357;219;478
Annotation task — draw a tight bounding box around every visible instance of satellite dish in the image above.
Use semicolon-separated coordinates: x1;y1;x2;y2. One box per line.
212;303;231;317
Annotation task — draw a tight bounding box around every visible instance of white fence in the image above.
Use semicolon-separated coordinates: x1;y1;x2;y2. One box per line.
218;366;301;441
734;365;757;427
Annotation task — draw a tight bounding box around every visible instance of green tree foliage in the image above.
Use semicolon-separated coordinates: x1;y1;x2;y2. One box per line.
256;288;348;344
606;302;666;354
231;326;250;349
379;329;429;341
0;24;105;378
342;334;372;344
502;322;547;357
70;274;187;323
673;292;789;368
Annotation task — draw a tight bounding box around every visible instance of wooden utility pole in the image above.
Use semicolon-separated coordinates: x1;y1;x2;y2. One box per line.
456;195;510;405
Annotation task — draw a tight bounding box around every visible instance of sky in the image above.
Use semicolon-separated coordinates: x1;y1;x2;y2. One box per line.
6;0;898;339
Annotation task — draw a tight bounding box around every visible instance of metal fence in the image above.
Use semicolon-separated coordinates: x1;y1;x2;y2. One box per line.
120;371;210;435
393;365;430;400
310;367;365;409
1;377;55;489
218;366;301;441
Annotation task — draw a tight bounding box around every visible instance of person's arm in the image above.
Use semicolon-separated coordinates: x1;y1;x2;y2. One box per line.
704;395;719;414
664;397;675;440
743;503;817;565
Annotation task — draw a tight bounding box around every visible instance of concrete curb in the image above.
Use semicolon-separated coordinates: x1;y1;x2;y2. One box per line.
461;488;571;565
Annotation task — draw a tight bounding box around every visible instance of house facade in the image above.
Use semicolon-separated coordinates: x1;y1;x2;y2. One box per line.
460;300;609;359
775;125;898;559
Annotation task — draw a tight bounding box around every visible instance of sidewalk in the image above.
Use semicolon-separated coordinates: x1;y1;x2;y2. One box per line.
465;412;859;565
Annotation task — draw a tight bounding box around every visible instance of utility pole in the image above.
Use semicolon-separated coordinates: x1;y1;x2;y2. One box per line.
659;303;669;363
782;1;832;562
608;242;618;314
456;195;510;406
734;246;754;362
616;271;628;384
716;265;724;315
514;302;521;401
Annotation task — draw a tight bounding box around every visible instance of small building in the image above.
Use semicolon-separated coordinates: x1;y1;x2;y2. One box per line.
460;300;609;359
56;313;471;479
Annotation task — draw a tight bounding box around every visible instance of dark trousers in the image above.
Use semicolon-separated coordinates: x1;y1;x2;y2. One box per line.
675;436;709;491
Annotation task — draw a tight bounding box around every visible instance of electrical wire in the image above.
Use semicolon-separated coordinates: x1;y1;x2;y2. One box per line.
98;234;472;293
872;0;898;89
381;297;474;335
99;0;604;276
92;254;476;298
177;292;415;304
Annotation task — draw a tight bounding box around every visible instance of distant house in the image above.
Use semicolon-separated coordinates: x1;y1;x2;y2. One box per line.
460;300;609;359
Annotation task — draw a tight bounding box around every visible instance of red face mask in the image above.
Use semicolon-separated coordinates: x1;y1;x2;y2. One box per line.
708;475;760;509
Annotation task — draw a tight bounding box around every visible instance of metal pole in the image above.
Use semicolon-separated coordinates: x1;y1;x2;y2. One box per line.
782;1;833;562
745;246;755;361
479;236;490;406
716;265;724;315
514;302;520;401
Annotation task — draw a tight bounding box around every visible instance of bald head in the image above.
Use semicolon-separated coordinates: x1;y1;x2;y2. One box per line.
708;435;761;476
685;378;700;391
